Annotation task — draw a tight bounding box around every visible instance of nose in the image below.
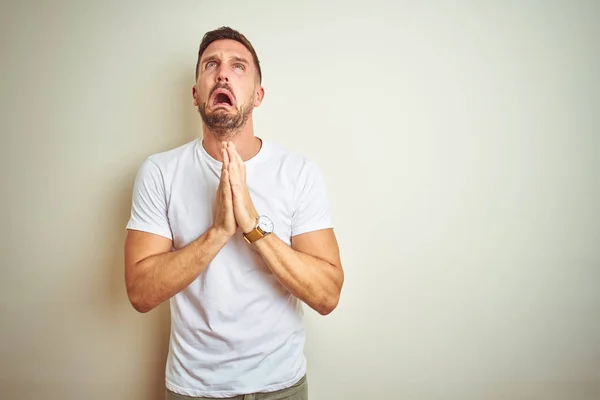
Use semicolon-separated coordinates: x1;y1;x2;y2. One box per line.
216;64;229;83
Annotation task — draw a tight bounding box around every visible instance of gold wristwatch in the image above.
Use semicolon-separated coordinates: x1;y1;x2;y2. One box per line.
243;215;274;243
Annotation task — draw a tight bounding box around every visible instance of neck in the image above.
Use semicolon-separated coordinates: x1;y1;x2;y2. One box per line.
201;118;262;162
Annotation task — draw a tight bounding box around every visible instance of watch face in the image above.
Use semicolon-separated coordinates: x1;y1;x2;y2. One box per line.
257;215;274;233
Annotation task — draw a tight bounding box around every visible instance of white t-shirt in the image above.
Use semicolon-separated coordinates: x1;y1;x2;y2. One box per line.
126;137;333;398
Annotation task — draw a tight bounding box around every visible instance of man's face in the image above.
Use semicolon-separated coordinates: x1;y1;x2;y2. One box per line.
193;39;263;137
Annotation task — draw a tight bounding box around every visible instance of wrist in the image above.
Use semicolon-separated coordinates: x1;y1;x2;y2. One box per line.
242;215;258;234
209;225;234;243
242;214;274;244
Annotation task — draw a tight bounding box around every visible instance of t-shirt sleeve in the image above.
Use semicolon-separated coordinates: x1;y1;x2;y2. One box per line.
126;158;173;240
291;160;334;237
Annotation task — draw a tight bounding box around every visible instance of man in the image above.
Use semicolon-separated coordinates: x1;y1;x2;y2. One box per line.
124;26;344;399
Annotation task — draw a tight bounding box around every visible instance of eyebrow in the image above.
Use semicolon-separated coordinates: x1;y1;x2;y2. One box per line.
230;56;249;65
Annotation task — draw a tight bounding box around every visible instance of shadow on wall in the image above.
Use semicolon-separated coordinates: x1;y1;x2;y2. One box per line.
104;67;200;400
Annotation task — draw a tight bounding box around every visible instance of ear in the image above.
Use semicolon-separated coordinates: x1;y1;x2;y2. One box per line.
254;86;265;107
192;85;198;106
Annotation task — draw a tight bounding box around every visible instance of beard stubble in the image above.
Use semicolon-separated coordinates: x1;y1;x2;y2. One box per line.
198;86;254;140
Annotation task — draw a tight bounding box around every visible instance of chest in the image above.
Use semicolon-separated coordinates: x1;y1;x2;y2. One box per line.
166;164;296;250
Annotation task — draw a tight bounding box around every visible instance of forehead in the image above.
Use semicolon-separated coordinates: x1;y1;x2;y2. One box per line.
202;39;253;61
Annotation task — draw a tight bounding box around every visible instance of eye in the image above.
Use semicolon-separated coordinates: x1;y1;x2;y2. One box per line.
206;61;217;69
233;63;245;71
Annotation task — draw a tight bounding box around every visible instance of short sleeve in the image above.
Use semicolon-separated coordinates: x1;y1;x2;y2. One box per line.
291;160;334;237
126;158;173;240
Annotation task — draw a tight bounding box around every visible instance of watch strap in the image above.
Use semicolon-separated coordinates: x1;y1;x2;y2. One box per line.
243;226;267;243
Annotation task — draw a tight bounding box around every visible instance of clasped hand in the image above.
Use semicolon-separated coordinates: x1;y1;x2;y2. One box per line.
212;141;259;238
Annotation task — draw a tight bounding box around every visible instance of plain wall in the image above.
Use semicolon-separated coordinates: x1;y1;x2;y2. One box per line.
1;1;599;399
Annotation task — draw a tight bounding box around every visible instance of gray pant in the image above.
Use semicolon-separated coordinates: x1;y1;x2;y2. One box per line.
166;375;308;400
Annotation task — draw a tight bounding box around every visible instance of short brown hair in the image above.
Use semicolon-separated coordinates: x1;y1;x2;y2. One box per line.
195;26;262;82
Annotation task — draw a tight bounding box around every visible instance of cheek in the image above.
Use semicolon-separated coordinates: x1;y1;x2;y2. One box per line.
197;80;213;99
197;89;210;104
243;83;257;102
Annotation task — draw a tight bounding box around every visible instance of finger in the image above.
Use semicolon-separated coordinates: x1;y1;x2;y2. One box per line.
226;143;239;176
220;160;227;182
222;168;231;189
222;147;230;171
226;141;235;160
227;141;241;164
229;142;245;180
221;169;232;202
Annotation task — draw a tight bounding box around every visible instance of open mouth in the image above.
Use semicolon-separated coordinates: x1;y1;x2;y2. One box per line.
211;89;234;107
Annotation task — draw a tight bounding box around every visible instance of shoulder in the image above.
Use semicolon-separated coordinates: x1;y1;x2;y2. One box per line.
260;139;329;201
261;139;322;174
131;139;199;189
145;139;198;170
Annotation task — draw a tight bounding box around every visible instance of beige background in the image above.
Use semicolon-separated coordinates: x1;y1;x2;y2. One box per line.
1;1;599;399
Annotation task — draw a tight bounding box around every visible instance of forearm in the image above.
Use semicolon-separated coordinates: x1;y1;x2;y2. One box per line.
129;227;229;312
253;234;343;315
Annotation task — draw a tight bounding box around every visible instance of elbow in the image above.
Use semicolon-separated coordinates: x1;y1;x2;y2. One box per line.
317;275;344;316
318;271;344;315
131;300;153;314
317;294;340;316
126;287;154;314
125;273;156;313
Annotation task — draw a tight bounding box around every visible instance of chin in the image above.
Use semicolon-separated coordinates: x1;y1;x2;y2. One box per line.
212;108;235;115
198;102;250;135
